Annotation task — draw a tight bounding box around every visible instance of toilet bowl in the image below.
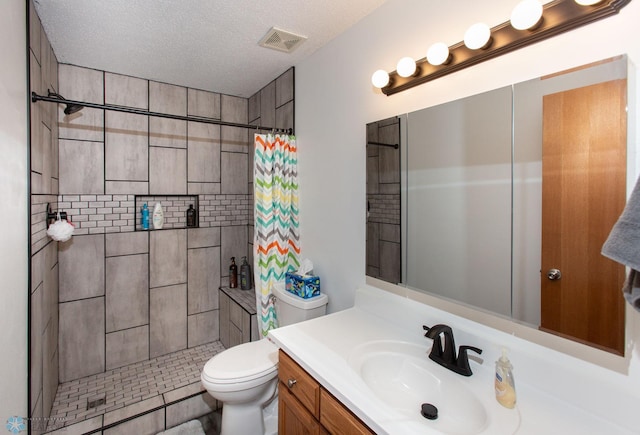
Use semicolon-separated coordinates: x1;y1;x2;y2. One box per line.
201;339;279;435
201;285;328;435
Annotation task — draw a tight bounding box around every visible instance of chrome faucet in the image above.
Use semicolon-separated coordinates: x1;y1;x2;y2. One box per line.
422;324;482;376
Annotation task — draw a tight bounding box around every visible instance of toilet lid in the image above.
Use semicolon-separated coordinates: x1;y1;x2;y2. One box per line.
202;339;278;384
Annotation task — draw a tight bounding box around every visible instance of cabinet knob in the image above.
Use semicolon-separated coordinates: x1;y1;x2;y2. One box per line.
287;379;297;389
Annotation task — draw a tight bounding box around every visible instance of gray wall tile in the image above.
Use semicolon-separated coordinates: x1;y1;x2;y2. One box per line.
106;231;149;257
221;152;248;195
221;126;248;153
276;100;294;130
105;112;149;181
149;81;187;148
106;254;149;332
188;88;220;119
150;229;187;288
106;180;149;194
219;291;229;348
59;139;104;194
187;311;220;348
188;122;220;183
149;147;186;194
276;68;294;107
59;234;105;302
105;72;148;109
221;95;247;124
59;297;105;382
248;92;260;123
187;227;220;249
58;64;104;142
221;225;248;279
260;81;276;129
150;284;187;358
188;247;220;314
106;325;149;370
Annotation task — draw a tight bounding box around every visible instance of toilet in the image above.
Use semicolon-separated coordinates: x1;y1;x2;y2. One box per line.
201;284;328;435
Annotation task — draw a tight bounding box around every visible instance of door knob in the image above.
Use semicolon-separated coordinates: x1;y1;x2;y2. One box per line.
547;268;562;280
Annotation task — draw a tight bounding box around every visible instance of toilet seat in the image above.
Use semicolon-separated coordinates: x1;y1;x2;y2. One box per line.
202;339;278;390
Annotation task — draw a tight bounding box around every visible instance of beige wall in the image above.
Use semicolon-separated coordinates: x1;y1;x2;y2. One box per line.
0;0;28;420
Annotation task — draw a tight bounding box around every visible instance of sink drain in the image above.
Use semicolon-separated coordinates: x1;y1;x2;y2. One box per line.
421;403;438;420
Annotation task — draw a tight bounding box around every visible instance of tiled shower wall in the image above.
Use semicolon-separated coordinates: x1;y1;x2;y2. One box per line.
28;1;295;423
54;62;294;385
366;117;401;283
29;0;60;424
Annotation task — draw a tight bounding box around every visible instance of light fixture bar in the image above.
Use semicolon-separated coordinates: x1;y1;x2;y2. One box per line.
380;0;630;96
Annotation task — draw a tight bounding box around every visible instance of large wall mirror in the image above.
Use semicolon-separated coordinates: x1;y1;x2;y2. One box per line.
366;55;633;356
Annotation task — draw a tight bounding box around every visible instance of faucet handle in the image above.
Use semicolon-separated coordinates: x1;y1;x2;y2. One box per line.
456;345;483;376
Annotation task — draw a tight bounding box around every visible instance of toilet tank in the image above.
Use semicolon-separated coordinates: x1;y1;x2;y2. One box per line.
272;284;328;326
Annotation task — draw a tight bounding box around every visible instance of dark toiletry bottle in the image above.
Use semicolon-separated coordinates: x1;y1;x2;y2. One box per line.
186;204;196;227
240;256;252;290
141;203;149;230
229;257;238;288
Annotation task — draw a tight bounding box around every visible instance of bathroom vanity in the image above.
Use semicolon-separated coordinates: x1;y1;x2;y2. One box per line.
269;285;638;434
278;350;374;434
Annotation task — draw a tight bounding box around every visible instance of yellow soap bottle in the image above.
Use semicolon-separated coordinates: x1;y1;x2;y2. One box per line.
495;348;516;409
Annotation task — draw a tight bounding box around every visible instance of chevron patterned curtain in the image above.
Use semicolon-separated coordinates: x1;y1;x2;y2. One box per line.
254;133;301;337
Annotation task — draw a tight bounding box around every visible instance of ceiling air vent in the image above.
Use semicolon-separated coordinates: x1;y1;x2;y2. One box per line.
259;27;307;53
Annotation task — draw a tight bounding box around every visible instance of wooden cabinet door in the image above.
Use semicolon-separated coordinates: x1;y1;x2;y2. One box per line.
279;381;322;435
541;79;627;354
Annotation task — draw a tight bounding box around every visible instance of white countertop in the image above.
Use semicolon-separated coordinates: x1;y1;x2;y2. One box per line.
268;286;636;435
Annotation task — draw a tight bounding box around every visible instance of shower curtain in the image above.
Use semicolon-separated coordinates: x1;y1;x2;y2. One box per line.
254;133;300;337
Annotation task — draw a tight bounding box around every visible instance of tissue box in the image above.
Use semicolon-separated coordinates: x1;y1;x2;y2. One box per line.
285;272;321;299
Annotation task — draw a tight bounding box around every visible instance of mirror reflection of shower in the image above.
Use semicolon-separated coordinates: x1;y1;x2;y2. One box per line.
366;117;401;284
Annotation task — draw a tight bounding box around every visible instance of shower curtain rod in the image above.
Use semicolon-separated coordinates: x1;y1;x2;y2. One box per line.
31;91;294;135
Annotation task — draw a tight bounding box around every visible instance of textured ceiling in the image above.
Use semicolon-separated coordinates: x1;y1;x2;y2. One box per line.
33;0;387;98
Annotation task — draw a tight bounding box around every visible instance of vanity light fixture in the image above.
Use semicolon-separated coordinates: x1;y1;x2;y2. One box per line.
510;0;544;30
371;69;391;88
396;56;417;77
427;42;452;66
372;0;631;95
464;23;492;50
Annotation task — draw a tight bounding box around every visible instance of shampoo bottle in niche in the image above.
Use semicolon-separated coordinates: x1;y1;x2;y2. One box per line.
229;257;238;288
240;256;252;290
141;203;150;230
495;348;516;409
152;203;164;229
186;204;197;227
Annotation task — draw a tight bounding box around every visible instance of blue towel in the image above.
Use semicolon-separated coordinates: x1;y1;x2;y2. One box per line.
602;175;640;311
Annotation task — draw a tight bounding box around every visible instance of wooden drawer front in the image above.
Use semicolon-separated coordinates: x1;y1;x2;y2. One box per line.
279;350;320;418
320;389;375;435
279;380;322;435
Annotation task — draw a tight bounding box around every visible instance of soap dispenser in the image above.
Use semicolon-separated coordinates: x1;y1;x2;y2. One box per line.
240;256;252;290
495;348;516;409
229;257;238;288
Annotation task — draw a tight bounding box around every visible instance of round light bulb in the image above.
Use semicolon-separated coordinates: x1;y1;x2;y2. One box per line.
575;0;604;5
396;57;417;77
511;0;543;30
371;69;390;88
464;23;491;50
427;42;450;66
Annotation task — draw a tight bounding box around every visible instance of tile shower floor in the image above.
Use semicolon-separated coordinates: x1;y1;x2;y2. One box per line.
46;341;225;433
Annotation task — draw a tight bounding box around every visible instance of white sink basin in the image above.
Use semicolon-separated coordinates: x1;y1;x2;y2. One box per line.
348;340;520;435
